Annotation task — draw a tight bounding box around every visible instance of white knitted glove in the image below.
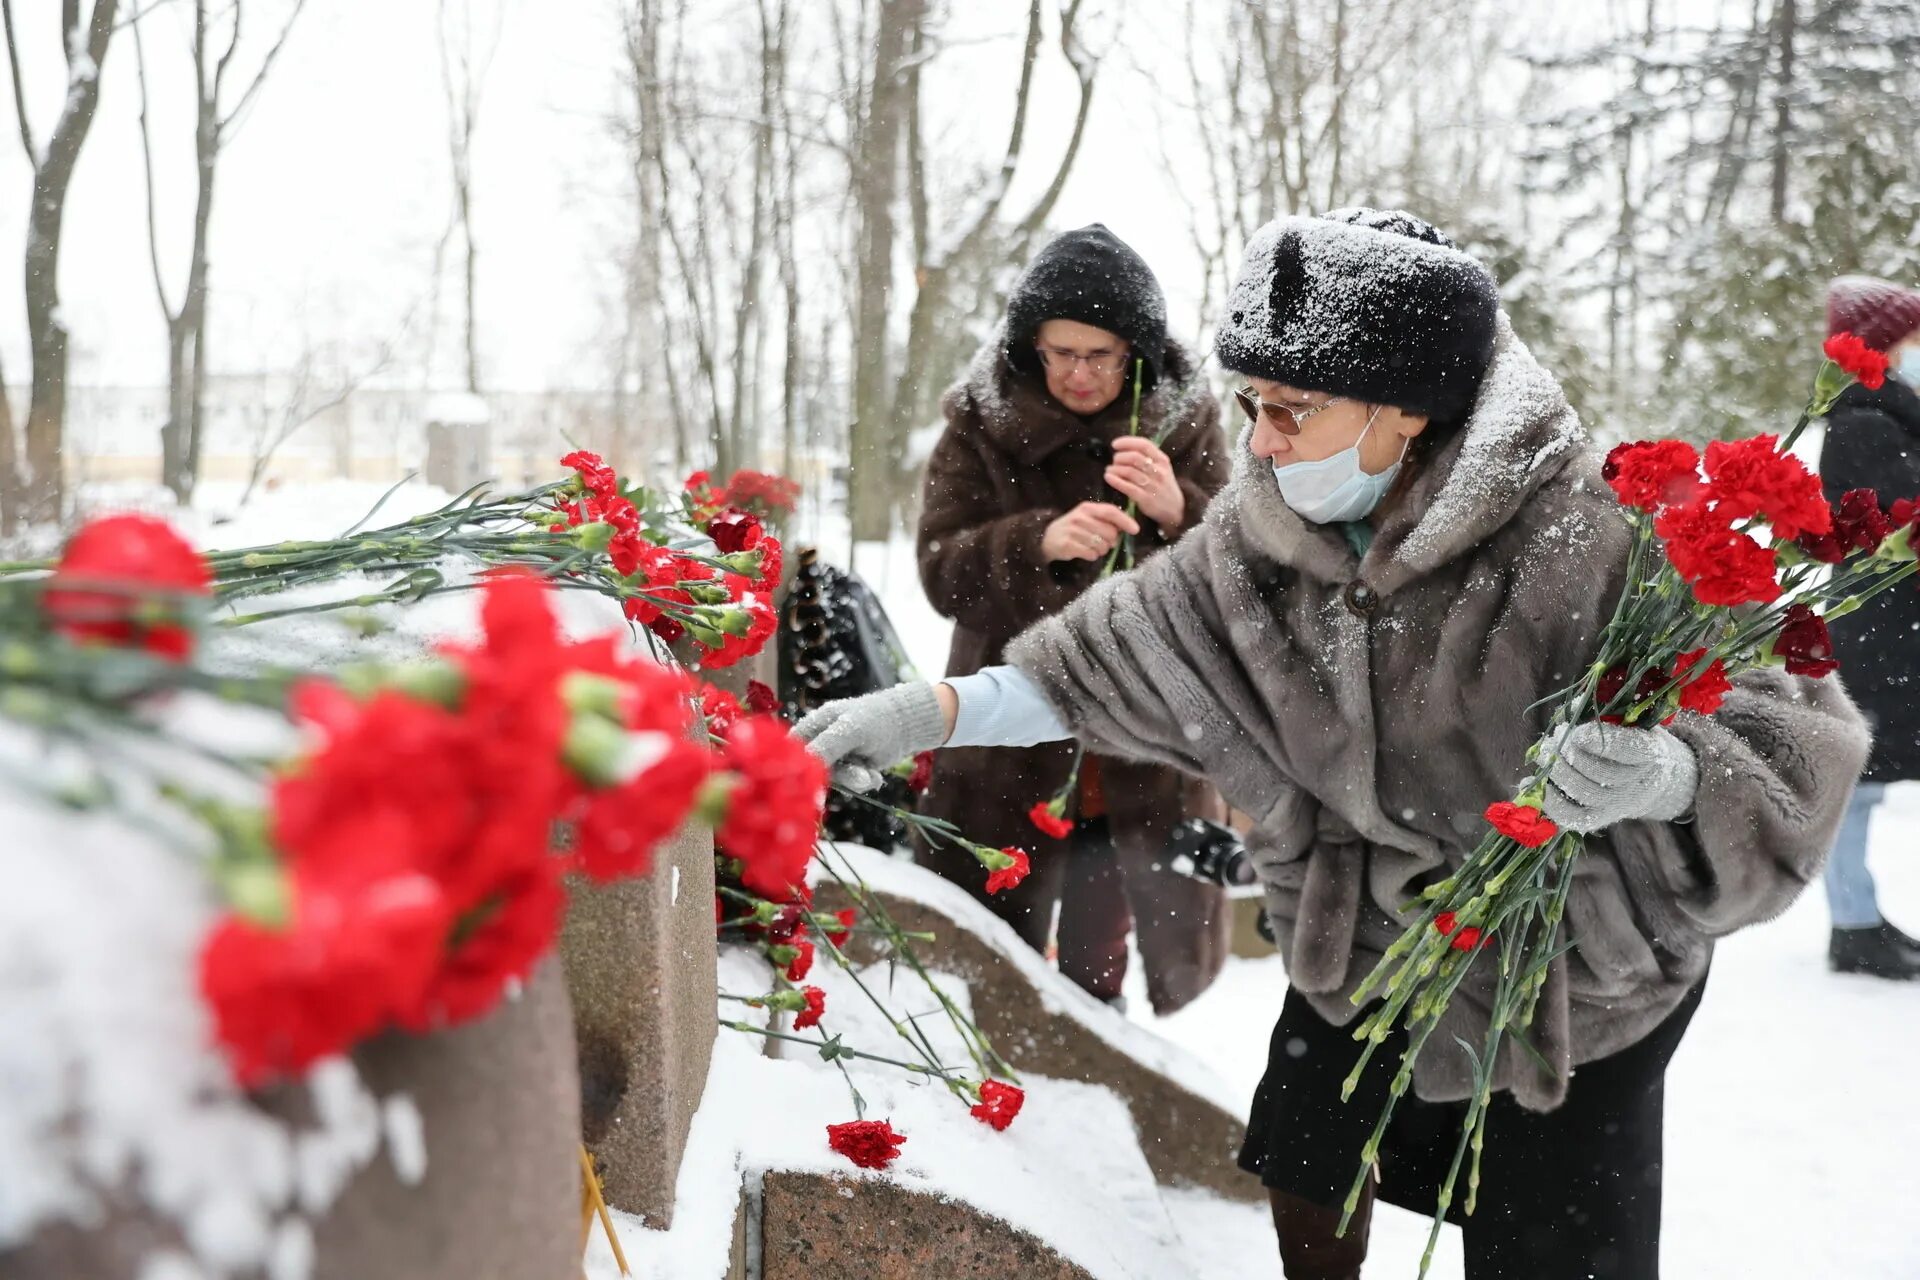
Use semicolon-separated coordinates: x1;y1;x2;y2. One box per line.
1542;722;1699;833
792;682;949;793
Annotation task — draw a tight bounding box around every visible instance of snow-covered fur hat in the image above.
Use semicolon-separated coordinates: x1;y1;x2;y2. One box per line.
1214;208;1500;422
1827;275;1920;353
1005;224;1169;390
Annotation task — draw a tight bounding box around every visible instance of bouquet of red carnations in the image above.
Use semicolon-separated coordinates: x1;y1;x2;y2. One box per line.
1348;334;1912;1273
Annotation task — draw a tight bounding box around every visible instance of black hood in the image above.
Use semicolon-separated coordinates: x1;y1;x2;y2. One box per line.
1004;224;1169;391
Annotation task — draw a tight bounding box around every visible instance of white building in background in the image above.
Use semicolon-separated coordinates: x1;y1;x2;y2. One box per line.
10;376;691;492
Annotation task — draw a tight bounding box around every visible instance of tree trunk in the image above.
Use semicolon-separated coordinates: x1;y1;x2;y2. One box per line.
0;348;20;534
1768;0;1796;224
22;0;118;526
847;0;919;545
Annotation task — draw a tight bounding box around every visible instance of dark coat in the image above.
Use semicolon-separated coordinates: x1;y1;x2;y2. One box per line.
915;330;1234;1014
1819;376;1920;782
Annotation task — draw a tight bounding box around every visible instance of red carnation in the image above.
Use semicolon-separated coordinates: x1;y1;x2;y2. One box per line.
1027;800;1074;840
563;742;713;883
1433;912;1458;935
984;847;1032;895
750;534;785;594
1701;435;1831;541
1655;503;1782;607
1824;332;1890;391
970;1080;1026;1132
1485;802;1558;849
1602;440;1701;512
907;751;935;794
560;450;619;498
785;938;815;982
1797;488;1892;564
1773;604;1839;678
766;905;808;943
824;908;856;950
700;686;747;739
401;859;568;1031
199;826;452;1086
716;716;827;901
1890;497;1920;534
1832;487;1892;552
746;679;782;715
826;1119;906;1170
1596;663;1668;725
793;984;827;1030
1450;926;1485;951
707;508;764;554
43;513;212;660
1672;649;1732;717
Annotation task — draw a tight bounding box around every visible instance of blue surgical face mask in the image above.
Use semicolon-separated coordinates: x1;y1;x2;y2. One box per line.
1270;407;1406;524
1898;347;1920;390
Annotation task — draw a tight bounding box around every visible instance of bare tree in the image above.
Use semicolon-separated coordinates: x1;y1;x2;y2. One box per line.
236;334;397;508
845;0;919;544
2;0;120;531
133;0;308;505
434;0;504;397
889;1;1103;447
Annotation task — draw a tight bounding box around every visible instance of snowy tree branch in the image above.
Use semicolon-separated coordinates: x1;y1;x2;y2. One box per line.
1;0;33;164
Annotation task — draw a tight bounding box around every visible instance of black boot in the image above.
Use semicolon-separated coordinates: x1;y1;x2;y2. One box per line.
1830;924;1920;980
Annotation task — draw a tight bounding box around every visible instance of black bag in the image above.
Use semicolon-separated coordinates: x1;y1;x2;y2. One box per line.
778;547;922;850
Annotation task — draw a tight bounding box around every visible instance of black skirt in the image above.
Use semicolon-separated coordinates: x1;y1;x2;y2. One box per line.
1239;977;1705;1276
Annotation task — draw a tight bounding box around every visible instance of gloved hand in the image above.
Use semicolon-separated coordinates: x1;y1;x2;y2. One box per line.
1541;722;1699;833
792;682;950;793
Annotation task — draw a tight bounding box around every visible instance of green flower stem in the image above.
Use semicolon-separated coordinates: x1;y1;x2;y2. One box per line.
716;1020;949;1077
815;838;1018;1083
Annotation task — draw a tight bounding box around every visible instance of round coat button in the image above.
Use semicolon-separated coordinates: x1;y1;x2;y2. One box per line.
1345;581;1379;616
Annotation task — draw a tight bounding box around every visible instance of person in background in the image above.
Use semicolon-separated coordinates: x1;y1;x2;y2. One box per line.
1817;275;1920;980
912;224;1234;1014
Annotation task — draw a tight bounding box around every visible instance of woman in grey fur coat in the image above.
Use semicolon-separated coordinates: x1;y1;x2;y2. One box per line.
798;209;1868;1279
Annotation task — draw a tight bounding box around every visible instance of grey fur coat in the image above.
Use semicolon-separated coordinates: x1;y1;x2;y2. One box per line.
1007;317;1870;1111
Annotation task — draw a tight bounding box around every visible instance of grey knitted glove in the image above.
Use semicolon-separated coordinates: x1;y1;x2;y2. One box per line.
1542;722;1699;834
792;682;949;793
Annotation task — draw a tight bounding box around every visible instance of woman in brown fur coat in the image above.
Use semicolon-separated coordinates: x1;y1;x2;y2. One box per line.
914;223;1235;1014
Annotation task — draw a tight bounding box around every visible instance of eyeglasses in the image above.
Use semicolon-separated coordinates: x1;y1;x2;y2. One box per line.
1036;344;1129;376
1234;386;1349;436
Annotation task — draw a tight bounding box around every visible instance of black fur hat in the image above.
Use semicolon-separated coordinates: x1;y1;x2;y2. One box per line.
1214;208;1500;421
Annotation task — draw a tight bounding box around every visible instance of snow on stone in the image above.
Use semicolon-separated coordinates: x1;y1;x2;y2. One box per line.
0;709;389;1279
590;940;1191;1280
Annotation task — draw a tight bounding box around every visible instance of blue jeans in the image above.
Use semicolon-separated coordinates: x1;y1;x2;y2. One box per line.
1825;782;1887;929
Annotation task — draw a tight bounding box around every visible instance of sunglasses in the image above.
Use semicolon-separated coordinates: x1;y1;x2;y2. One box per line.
1234;387;1348;436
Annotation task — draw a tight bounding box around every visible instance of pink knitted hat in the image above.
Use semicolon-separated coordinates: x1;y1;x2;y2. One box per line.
1827;275;1920;352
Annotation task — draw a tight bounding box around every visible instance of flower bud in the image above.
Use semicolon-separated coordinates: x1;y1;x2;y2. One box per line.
706;606;753;638
1810;359;1851;419
561;671;628;720
562;714;632;787
573;520;617;553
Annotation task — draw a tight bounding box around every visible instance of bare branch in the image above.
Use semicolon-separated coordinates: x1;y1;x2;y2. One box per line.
131;12;177;319
210;0;239;100
1;0;33;164
219;0;307;135
1009;0;1100;244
